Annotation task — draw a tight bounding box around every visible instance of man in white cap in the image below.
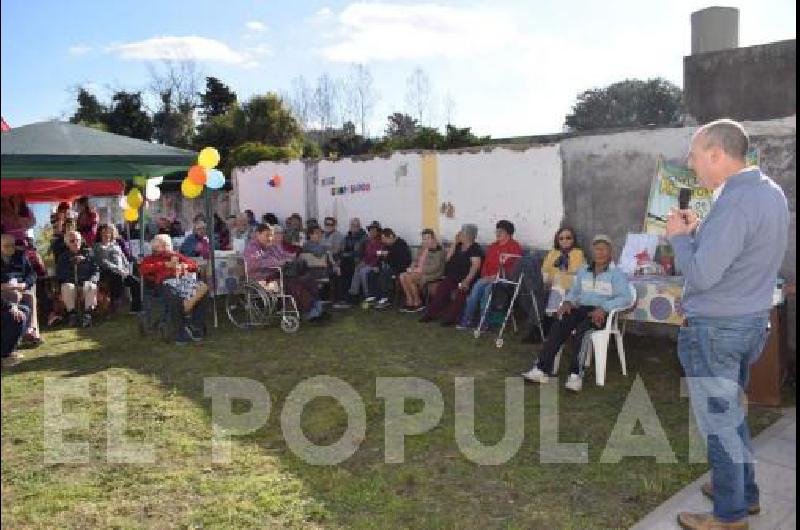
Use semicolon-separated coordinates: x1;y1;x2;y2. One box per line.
522;234;632;392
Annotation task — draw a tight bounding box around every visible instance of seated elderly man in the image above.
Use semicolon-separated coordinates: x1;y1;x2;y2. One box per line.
1;233;41;344
372;228;412;309
521;234;632;392
349;221;384;303
140;234;209;345
245;224;326;322
2;295;30;362
180;220;211;260
56;230;100;327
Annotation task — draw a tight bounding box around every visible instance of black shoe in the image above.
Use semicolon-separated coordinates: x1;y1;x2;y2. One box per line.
67;312;79;327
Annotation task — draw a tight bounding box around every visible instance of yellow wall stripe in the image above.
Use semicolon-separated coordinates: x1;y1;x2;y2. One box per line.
420;153;440;235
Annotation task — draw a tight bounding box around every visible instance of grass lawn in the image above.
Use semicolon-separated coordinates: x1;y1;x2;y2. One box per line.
1;308;785;529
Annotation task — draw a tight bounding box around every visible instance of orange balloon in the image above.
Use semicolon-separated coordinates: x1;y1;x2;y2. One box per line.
272;174;282;186
188;165;207;185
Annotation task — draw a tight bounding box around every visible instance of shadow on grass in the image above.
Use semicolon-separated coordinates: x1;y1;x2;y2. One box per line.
2;308;785;529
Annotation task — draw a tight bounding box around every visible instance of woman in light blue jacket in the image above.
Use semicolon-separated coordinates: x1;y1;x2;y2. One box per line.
522;234;632;392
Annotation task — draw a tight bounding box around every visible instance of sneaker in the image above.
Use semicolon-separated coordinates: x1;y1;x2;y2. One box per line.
332;302;352;310
399;306;414;313
521;367;550;384
410;305;426;313
364;296;376;304
375;299;391;310
455;319;472;331
565;374;583;392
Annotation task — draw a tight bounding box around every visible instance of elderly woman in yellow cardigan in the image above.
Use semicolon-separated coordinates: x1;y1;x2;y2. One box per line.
522;226;585;344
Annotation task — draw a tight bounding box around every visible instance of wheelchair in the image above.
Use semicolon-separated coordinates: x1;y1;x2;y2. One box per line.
224;259;301;333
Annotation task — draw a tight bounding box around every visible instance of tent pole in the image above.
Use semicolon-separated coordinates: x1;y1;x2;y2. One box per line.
204;188;218;328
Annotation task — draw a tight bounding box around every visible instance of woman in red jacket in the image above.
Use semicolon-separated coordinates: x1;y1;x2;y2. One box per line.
139;234;208;344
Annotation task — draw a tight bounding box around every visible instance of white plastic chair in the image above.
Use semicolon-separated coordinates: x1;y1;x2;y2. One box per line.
585;284;638;386
550;284;637;385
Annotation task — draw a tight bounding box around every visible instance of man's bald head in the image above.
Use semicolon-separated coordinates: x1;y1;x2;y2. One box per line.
694;119;749;162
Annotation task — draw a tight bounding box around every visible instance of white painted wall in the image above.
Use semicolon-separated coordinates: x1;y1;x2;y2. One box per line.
316;153;424;244
437;146;564;248
234;160;306;223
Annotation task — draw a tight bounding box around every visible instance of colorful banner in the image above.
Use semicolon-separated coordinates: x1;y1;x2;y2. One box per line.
644;149;759;235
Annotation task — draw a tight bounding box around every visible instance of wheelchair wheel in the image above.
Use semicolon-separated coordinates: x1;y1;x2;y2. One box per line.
226;284;270;328
280;315;300;334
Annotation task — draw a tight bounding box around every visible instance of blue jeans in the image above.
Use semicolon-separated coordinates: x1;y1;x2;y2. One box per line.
678;312;769;522
460;278;493;326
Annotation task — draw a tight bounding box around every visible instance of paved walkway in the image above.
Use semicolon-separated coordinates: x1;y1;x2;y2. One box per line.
631;408;796;530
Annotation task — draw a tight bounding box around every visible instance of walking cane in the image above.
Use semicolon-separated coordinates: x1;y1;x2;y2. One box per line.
74;258;84;325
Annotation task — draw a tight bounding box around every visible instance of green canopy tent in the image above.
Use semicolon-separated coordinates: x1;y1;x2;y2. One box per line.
2;121;222;327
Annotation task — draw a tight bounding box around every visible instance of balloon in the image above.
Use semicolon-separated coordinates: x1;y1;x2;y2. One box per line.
118;196;129;209
181;177;203;198
197;147;220;169
206;169;225;190
268;180;276;188
123;208;139;222
133;175;148;188
147;176;164;186
127;188;144;209
188;165;207;185
271;174;282;186
145;185;161;201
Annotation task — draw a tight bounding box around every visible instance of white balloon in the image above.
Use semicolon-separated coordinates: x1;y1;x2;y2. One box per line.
148;176;164;186
145;185;161;201
118;196;129;209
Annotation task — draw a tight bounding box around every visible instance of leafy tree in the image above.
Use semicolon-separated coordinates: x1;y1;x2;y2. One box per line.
565;78;683;131
228;141;299;168
385;112;418;139
321;121;374;157
235;93;302;147
69;88;107;128
152;90;194;148
198;76;236;123
105;91;153;140
442;125;490;149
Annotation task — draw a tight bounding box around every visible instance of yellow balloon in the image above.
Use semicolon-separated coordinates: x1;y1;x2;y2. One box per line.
123;208;139;222
127;188;144;209
198;147;221;169
181;177;203;199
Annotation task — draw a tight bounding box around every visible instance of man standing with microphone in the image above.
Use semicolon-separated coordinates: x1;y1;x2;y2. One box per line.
667;119;789;530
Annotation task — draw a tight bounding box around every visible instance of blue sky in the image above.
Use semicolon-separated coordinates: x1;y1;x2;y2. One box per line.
2;0;796;138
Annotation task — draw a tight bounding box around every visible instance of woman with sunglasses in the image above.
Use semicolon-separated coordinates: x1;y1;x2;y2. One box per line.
522;226;585;343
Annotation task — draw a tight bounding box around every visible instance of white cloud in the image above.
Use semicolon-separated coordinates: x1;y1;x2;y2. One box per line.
322;3;515;62
246;20;267;32
315;7;333;18
108;36;254;65
68;44;92;56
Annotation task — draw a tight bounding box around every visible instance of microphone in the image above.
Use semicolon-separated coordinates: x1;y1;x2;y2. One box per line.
678;187;692;210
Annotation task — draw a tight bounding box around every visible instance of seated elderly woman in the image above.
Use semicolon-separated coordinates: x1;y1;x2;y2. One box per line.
139;234;209;344
180;220;211;260
1;233;42;344
420;224;484;325
521;225;586;344
521;234;632;392
55;230;100;327
458;220;523;330
244;224;326;322
94;223;142;314
398;229;446;312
